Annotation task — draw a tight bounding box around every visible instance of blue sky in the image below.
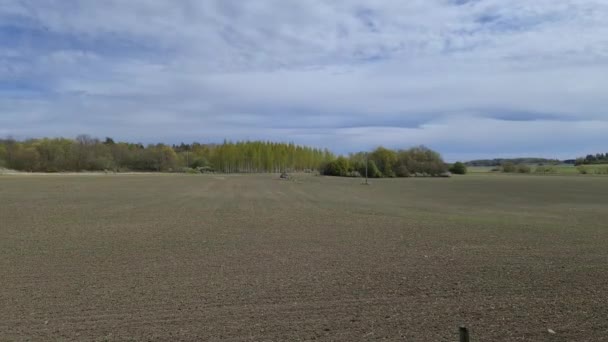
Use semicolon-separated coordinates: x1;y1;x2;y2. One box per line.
1;0;607;161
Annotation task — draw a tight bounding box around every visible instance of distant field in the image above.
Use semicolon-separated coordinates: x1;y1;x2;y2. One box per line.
467;166;498;173
468;164;608;175
552;164;608;174
1;174;608;341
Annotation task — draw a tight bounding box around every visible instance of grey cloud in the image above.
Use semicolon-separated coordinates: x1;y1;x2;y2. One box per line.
0;0;607;159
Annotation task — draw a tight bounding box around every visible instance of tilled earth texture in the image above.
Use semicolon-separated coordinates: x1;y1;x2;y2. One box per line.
1;174;607;341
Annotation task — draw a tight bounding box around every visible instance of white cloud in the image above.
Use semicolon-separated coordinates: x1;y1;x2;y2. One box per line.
0;0;607;159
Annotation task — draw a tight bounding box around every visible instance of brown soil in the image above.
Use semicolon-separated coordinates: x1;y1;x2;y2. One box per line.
1;174;607;341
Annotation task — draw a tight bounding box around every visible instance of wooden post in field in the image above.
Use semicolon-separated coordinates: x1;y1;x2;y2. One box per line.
459;326;470;342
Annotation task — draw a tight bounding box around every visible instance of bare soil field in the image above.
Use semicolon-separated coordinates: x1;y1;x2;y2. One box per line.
1;174;607;341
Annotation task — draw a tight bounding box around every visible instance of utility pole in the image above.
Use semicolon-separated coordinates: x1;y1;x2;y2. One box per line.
365;152;369;185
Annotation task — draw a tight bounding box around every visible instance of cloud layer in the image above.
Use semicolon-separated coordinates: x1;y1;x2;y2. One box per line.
1;0;607;160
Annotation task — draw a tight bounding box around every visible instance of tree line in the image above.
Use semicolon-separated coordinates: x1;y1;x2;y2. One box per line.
0;135;455;177
0;136;333;173
465;158;560;167
575;153;608;165
321;146;449;177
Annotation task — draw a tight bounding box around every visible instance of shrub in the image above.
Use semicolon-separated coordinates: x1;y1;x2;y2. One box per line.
449;162;467;175
346;170;361;177
577;165;589;174
322;157;350;176
517;165;531;173
501;162;517;173
395;164;411;177
185;167;199;174
370;147;397;177
190;158;210;169
395;146;447;176
535;166;555;174
595;167;608;175
197;166;215;173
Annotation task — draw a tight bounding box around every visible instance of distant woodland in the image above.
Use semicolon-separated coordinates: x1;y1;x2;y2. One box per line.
467;155;608;167
575;153;608;165
465;158;561;167
0;136;333;173
0;135;450;177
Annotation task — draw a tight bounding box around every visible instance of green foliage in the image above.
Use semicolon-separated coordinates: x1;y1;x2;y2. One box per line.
595;167;608;175
0;144;6;167
332;146;447;178
577;165;589;174
181;167;200;174
394;146;447;176
449;162;467;175
322;157;350;176
501;162;517;173
471;164;608;175
345;170;361;177
209;141;332;173
502;162;531;174
466;158;560;167
189;157;209;169
394;164;410;177
575;153;608;165
0;137;332;173
517;165;532;173
348;153;382;178
370;147;398;177
575;165;608;175
13;146;41;172
535;165;556;174
1;137;453;178
197;166;215;173
361;160;382;178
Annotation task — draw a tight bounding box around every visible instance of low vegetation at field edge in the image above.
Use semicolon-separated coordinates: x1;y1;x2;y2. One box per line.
468;163;608;175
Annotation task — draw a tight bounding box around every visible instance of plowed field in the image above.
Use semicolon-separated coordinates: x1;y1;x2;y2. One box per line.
1;174;607;341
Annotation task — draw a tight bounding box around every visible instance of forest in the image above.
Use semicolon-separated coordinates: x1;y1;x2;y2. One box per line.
0;135;449;177
0;136;333;173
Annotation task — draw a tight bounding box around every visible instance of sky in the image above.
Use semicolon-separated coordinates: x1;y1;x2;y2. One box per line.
1;0;607;161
